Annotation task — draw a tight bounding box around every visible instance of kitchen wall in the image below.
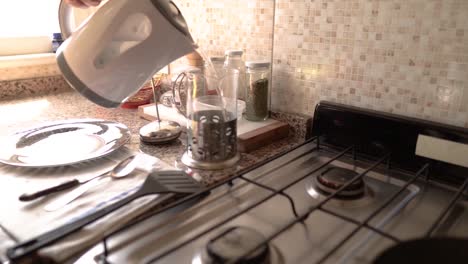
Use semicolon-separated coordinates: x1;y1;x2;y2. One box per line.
272;0;468;127
176;0;468;128
174;0;275;62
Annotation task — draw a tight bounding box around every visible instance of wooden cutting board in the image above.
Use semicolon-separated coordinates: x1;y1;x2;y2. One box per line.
138;103;289;152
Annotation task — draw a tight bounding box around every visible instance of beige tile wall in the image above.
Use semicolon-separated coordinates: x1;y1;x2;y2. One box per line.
175;0;275;61
174;0;468;128
272;0;468;127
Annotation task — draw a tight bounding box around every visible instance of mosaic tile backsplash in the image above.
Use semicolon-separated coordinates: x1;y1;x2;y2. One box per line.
271;0;468;127
175;0;468;128
175;0;275;61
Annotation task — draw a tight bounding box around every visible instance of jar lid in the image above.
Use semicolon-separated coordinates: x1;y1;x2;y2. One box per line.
186;67;202;73
171;66;201;81
225;50;243;56
52;32;63;40
245;61;270;69
209;56;225;62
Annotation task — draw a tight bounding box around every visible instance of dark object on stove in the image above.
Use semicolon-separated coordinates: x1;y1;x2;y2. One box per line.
373;237;468;264
309;101;468;186
206;226;270;264
315;166;365;199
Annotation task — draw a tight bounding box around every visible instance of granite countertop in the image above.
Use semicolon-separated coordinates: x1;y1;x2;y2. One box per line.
0;89;310;185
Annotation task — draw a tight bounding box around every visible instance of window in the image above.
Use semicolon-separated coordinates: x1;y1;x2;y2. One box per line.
0;1;99;56
0;1;61;56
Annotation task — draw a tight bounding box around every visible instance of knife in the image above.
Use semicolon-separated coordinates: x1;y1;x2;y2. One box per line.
43;176;106;211
18;170;110;202
43;154;141;211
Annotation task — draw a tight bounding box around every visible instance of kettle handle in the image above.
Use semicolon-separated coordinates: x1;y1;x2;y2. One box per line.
58;0;73;39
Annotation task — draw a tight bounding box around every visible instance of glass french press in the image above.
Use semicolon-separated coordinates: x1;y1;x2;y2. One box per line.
181;69;241;170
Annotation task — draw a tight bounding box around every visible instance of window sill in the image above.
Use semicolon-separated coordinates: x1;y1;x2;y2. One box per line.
0;53;60;81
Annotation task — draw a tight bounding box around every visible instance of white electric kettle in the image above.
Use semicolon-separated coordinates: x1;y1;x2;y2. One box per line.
57;0;196;107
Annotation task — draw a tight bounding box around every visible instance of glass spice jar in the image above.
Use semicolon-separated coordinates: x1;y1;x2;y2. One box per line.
204;56;225;95
244;61;270;121
223;50;246;100
206;56;225;77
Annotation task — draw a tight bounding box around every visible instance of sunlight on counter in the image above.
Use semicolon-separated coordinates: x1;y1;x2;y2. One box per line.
0;99;50;125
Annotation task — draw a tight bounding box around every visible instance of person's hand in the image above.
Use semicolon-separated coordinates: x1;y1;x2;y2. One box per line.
65;0;102;8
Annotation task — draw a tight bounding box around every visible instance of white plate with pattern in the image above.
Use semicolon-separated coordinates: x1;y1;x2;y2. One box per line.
0;119;131;167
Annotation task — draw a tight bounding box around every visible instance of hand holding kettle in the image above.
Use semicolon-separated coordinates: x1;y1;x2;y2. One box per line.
57;0;196;108
65;0;103;8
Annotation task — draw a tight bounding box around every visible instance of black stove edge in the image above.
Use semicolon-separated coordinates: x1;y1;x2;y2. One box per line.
307;101;468;186
373;237;468;264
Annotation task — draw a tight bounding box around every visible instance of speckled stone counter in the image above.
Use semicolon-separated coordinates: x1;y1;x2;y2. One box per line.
0;76;70;101
0;89;311;185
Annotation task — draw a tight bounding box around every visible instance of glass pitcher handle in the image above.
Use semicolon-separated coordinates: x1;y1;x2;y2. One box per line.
172;72;188;116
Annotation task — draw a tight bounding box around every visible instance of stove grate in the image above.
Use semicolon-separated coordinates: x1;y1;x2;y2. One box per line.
95;137;467;264
97;137;320;261
426;177;468;237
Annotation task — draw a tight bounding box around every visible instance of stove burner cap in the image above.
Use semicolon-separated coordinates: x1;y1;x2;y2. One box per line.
315;166;365;199
206;226;270;264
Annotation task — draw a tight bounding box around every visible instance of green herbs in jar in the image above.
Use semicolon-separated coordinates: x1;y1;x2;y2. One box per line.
245;78;269;121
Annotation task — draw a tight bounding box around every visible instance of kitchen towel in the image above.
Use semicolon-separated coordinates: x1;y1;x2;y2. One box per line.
0;148;179;262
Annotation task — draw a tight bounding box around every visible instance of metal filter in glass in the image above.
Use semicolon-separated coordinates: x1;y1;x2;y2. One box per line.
181;70;240;170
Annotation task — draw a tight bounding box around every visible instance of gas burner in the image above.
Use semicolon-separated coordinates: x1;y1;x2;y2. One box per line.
315;167;365;199
193;226;283;264
306;166;374;208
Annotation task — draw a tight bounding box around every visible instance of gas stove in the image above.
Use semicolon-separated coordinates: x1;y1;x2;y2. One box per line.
75;101;468;264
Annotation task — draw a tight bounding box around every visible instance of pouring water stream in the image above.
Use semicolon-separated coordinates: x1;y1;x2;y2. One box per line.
195;48;234;122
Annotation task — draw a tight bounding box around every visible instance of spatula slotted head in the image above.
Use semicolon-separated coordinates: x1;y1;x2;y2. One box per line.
149;170;204;194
